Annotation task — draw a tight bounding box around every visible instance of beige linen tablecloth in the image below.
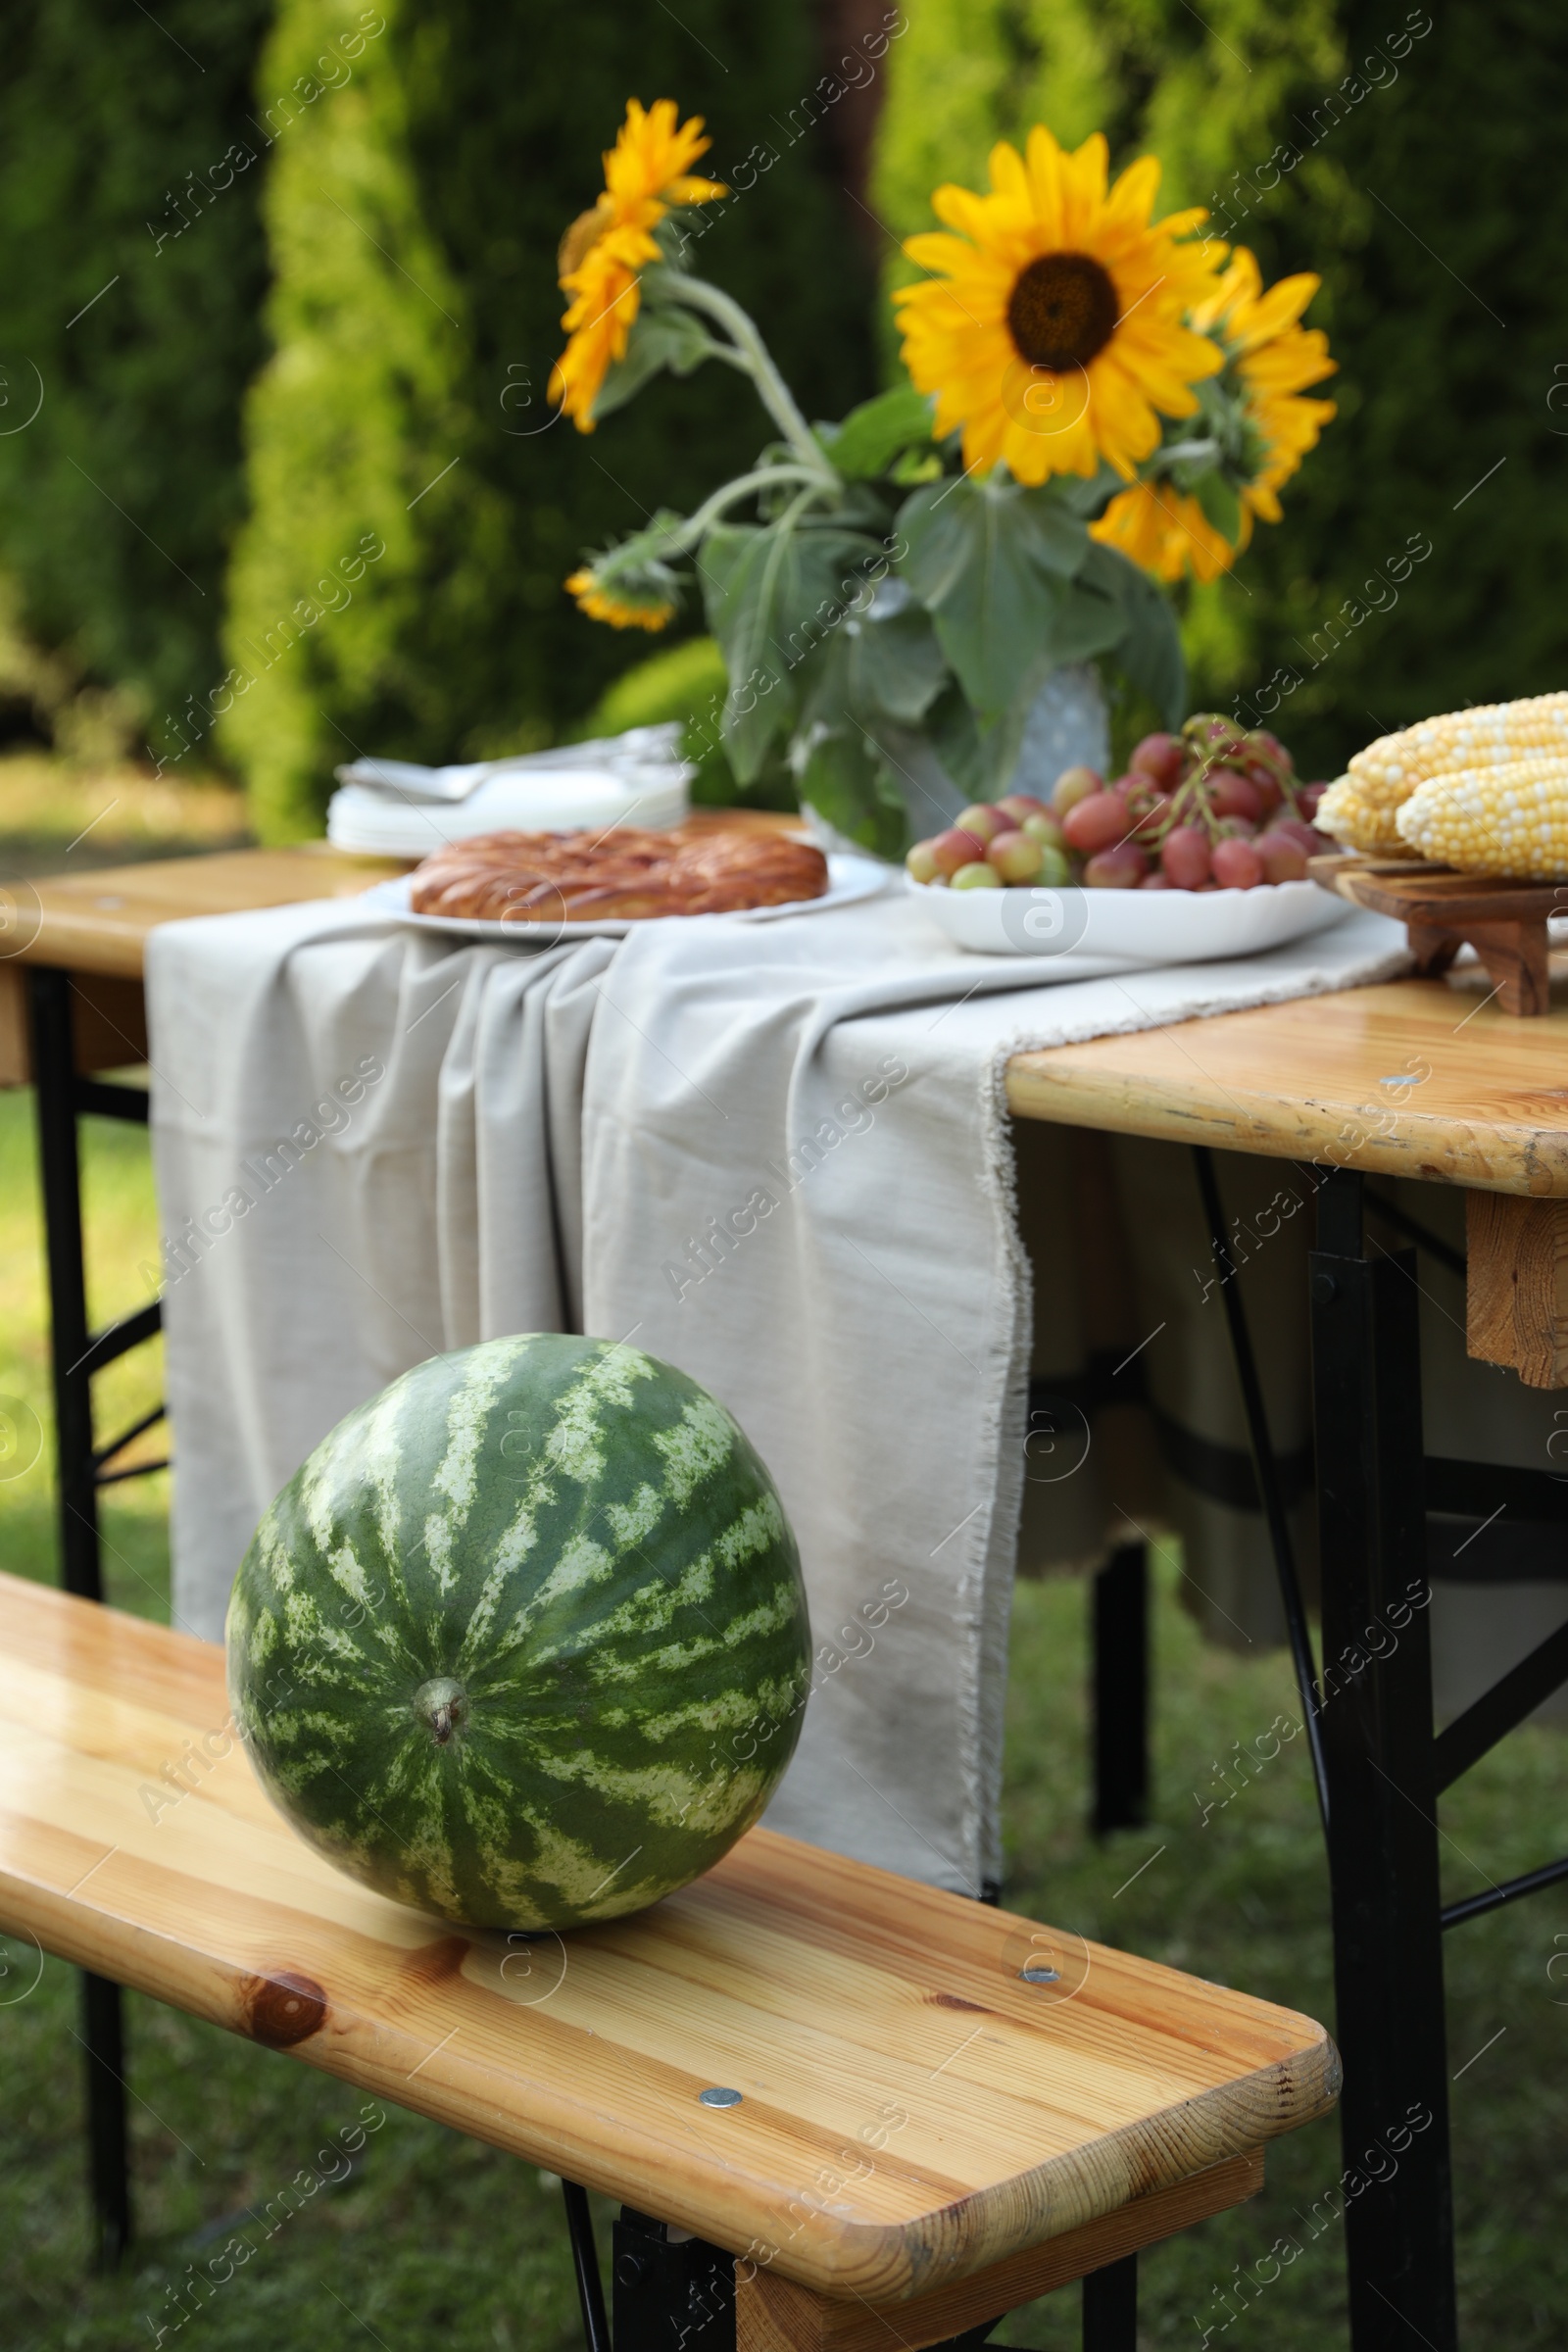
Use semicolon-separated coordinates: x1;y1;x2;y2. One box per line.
146;889;1406;1895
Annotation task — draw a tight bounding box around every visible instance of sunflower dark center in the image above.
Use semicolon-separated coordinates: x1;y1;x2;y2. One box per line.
1006;253;1120;372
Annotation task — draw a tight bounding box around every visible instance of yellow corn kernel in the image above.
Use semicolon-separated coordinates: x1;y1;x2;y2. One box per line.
1396;755;1568;878
1316;775;1409;855
1348;692;1568;810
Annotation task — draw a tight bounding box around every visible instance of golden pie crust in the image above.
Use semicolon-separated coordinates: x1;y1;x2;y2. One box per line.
408;824;829;923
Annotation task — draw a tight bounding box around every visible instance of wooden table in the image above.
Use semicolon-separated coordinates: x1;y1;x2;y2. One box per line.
10;841;1568;2349
0;844;407;1084
1008;978;1568;1196
1015;980;1568;2352
0;1570;1338;2348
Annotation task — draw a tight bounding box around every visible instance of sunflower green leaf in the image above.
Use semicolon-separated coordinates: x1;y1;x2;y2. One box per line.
698;518;883;780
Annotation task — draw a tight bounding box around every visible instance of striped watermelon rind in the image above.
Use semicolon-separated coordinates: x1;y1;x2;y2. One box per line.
225;1335;810;1931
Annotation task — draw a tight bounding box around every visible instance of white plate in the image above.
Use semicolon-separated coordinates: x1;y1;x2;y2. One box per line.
327;767;689;858
907;872;1360;961
361;853;890;942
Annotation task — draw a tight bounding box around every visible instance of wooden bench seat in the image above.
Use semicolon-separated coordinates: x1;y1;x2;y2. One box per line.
0;1572;1338;2340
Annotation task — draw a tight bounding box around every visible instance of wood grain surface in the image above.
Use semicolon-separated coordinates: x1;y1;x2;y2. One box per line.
7;845;410;980
0;1574;1337;2302
6;817;804;982
1309;851;1562;1016
1466;1192;1568;1386
1007;976;1568;1196
1309;851;1565;925
736;2152;1263;2352
0;966;151;1087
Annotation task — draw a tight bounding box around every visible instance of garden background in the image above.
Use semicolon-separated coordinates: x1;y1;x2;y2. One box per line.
3;4;1568;2346
0;0;1563;834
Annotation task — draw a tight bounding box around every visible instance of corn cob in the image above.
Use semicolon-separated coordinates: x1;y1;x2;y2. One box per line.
1349;691;1568;805
1318;690;1568;855
1316;774;1407;855
1396;756;1568;879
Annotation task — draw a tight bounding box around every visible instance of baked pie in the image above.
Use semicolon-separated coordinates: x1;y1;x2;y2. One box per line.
408;824;829;923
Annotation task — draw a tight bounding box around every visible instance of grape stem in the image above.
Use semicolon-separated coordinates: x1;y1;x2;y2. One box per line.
1149;715;1313;848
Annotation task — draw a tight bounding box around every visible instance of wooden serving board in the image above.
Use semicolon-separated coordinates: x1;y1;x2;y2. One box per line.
1310;851;1564;1015
0;1573;1338;2304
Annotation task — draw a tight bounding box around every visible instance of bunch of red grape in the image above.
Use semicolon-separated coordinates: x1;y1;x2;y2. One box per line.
906;714;1334;893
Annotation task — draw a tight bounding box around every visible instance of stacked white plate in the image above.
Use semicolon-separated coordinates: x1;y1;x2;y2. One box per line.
325;724;691;858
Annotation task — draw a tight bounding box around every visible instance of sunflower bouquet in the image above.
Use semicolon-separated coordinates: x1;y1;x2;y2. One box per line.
553;102;1335;856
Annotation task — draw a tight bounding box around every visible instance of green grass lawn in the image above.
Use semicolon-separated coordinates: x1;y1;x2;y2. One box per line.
1;818;1565;2346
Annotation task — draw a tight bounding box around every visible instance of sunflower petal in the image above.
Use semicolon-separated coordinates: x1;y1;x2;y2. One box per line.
990;138;1031;203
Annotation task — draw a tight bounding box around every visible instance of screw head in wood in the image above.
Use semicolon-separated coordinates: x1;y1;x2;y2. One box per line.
699;2085;743;2107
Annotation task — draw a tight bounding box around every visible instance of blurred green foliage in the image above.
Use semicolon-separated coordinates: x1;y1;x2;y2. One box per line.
223;0;875;838
0;0;271;761
873;0;1568;778
6;0;1563;816
576;635;797;809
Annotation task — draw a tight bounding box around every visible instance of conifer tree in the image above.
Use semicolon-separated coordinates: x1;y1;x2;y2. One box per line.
223;0;876;834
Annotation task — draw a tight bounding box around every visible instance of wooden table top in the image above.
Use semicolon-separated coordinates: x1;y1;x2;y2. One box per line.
0;1573;1336;2302
3;817;799;982
12;839;1568;1195
1006;974;1568;1196
6;844;410;980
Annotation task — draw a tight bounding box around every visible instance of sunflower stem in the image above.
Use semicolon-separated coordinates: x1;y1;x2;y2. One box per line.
659;272;837;482
676;465;836;546
1152;437;1222;468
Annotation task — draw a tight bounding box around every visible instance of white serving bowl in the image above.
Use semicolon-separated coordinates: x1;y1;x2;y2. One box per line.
907;872;1360;962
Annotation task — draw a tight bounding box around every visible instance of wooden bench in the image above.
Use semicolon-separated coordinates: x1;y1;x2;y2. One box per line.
0;1571;1338;2348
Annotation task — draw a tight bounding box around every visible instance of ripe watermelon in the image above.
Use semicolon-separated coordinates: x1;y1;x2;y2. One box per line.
226;1335;810;1931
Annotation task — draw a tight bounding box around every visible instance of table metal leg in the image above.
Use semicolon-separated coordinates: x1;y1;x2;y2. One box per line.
29;966;101;1600
27;965;136;2267
1081;2251;1137;2348
79;1969;131;2269
1092;1542;1149;1834
1310;1169;1456;2351
1193;1147;1329;1830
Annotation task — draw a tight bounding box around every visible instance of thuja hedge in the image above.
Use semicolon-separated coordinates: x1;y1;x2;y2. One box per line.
0;0;271;756
221;0;876;837
872;0;1568;778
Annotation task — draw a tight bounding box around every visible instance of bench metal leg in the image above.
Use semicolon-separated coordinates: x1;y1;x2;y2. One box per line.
1092;1541;1149;1834
1082;2251;1137;2348
612;2207;735;2352
562;2181;612;2352
1311;1171;1456;2352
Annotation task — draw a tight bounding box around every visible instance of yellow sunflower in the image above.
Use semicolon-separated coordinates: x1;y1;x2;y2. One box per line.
603;97;725;219
550;238;650;432
564;565;677;631
550;100;725;431
1089;478;1242;584
1091;248;1337;581
893;126;1226;485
